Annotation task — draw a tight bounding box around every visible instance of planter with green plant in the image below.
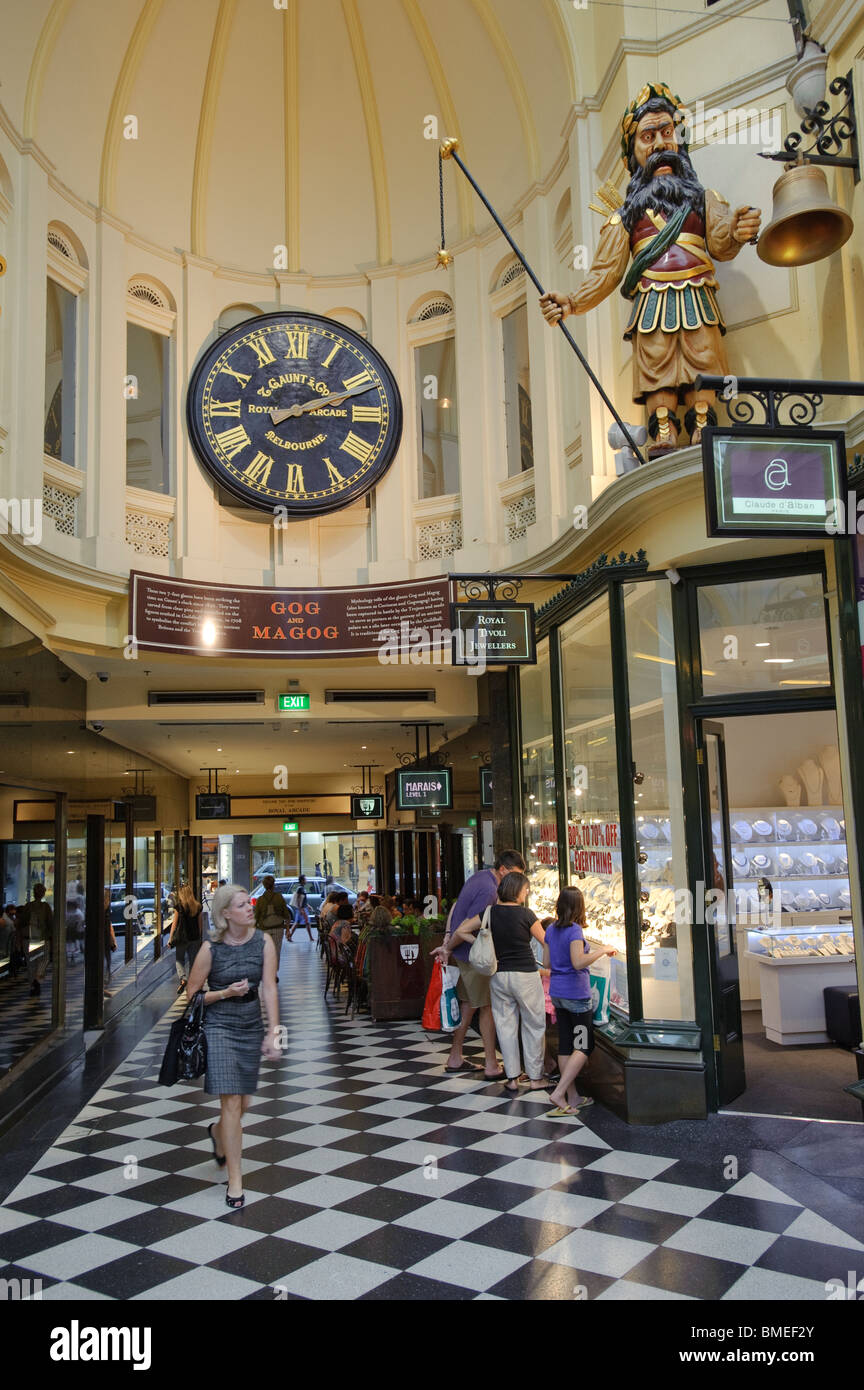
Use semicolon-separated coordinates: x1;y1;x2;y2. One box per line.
366;909;448;1020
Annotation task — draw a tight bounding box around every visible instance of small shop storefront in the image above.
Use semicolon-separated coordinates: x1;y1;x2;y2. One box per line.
0;609;190;1127
517;539;864;1124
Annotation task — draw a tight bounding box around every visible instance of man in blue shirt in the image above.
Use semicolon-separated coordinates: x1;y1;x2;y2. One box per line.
434;849;526;1078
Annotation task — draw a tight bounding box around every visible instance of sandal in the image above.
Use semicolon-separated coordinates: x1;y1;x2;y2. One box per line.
503;1080;521;1094
546;1105;578;1117
225;1191;245;1208
444;1060;484;1074
484;1069;506;1081
572;1096;594;1111
208;1122;226;1167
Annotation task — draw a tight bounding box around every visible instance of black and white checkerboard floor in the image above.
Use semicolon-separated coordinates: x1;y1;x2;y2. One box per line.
1;938;862;1301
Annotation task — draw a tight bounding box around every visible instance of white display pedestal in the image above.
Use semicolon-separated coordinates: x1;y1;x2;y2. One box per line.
746;952;857;1044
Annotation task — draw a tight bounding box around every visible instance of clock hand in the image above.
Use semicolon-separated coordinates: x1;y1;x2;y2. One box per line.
269;382;374;426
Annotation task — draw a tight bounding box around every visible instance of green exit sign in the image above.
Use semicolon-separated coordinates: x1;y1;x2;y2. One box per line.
283;822;298;832
278;693;310;712
468;817;477;827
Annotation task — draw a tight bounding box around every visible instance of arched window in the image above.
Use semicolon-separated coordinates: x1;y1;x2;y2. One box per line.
126;275;175;494
415;336;459;499
502;302;534;476
44;224;87;466
217;302;265;334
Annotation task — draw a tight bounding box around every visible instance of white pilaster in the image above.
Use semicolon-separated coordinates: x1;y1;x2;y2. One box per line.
367;267;408;583
451;244;494;570
176;254;227;579
522;194;567;534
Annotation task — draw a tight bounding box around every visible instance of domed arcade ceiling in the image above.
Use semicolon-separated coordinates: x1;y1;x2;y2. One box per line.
3;0;576;275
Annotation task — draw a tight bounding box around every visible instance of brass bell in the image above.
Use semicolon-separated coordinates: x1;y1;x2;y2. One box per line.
757;163;853;267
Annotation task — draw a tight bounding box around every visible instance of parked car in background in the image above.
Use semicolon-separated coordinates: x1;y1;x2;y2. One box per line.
109;882;172;935
248;877;356;922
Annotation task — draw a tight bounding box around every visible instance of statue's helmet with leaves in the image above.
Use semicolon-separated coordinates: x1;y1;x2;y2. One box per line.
620;82;690;173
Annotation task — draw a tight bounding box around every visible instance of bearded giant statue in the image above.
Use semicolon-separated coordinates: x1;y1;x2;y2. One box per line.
541;83;761;457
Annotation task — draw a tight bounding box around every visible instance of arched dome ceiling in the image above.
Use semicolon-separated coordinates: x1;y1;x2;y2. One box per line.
5;0;576;276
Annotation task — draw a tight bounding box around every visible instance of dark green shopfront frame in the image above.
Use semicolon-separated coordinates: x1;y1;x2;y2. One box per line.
516;548;859;1123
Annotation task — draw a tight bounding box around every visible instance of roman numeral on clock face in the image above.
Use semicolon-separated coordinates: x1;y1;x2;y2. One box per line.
342;369;373;392
243;452;273;487
322;457;344;488
286;462;305;494
220;362;251;387
248;335;276;367
285;330;309;359
321;343;340;369
352;405;382;423
339;430;374;464
208;399;243;417
215;424;251;459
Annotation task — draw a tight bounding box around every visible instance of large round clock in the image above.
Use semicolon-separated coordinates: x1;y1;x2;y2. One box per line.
186;312;403;516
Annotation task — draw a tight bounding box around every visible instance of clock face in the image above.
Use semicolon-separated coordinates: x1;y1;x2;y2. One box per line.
186;312;403;516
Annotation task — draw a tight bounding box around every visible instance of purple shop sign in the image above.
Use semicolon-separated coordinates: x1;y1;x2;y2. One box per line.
702;427;846;537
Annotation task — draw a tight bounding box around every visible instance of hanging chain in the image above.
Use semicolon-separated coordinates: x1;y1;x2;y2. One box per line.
436;150;453;269
439;151;446;249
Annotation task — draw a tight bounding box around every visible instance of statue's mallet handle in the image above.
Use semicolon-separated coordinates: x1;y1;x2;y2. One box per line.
744;205;759;246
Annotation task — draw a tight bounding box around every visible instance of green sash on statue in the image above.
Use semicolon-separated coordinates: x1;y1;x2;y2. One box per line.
621;202;690;300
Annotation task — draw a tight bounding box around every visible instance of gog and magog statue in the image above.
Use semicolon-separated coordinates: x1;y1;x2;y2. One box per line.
541;83;761;456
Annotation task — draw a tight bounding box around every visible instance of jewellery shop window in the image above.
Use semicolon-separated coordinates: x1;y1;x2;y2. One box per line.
520;639;559;907
697;571;830;698
559;596;629;1019
623;581;694;1022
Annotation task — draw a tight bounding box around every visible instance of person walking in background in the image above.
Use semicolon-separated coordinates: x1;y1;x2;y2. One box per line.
103;887;117;982
18;883;54;997
544;886;616;1116
445;870;548;1094
168;883;204;996
0;904;14;965
254;875;291;969
432;849;528;1080
185;884;281;1208
288;875;313;942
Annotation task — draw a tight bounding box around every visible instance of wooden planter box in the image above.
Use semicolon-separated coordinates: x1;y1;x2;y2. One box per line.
366;931;444;1022
368;935;426;1021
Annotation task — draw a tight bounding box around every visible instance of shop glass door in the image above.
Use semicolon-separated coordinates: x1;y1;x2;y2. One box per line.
697;719;745;1103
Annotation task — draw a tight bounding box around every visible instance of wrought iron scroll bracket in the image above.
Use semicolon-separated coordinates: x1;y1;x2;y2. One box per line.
758;71;859;181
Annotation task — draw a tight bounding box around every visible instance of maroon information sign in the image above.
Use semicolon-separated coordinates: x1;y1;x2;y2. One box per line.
129;571;452;658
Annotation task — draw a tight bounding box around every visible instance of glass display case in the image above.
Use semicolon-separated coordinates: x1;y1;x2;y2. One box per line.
746;924;855;960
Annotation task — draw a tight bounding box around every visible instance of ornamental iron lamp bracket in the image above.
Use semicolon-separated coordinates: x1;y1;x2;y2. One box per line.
456;576;524;602
758;71;859;181
695;375;864;429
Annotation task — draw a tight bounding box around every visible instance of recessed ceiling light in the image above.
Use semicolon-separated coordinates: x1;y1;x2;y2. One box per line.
764;658;794;664
67;750;74;754
217;747;222;751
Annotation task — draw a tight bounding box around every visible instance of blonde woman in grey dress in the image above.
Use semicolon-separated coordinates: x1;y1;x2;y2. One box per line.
186;885;281;1208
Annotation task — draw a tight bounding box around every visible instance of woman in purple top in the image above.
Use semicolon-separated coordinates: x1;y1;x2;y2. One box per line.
543;886;616;1116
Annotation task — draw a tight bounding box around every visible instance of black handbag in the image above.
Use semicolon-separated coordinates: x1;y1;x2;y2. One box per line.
158;990;207;1086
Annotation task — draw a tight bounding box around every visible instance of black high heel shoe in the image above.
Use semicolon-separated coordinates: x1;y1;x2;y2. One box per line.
225;1191;245;1209
208;1122;226;1167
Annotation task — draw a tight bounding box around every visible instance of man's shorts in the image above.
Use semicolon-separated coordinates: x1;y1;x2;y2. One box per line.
455;957;491;1009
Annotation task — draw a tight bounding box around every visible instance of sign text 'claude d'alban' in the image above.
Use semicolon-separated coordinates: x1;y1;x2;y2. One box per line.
129;572;451;658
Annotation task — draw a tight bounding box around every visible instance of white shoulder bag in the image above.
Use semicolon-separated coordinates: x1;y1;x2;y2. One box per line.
468;905;497;977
